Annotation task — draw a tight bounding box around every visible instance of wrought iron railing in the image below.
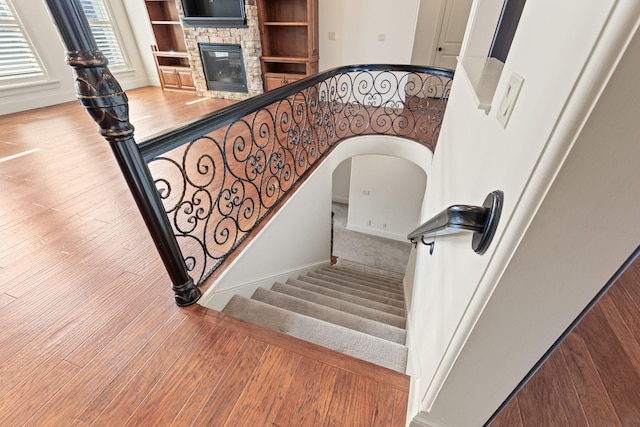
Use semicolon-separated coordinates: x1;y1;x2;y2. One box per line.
45;0;453;306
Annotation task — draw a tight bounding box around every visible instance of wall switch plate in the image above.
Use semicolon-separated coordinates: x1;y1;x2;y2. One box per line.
496;73;524;128
328;32;336;41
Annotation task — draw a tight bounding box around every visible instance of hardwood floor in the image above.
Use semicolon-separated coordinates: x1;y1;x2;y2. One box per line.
0;88;408;426
3;86;640;426
490;253;640;427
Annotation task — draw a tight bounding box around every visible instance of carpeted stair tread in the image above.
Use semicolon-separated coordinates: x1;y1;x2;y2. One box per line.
322;266;404;290
318;267;404;292
222;295;408;372
334;260;405;282
252;287;406;344
315;269;405;296
271;282;405;328
307;271;405;303
326;263;405;284
285;278;405;318
299;275;405;309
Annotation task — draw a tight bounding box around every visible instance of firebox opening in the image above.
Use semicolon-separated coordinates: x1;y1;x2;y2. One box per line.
200;44;248;93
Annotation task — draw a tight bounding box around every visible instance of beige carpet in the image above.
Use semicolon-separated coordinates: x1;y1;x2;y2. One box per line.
222;264;408;372
332;202;412;274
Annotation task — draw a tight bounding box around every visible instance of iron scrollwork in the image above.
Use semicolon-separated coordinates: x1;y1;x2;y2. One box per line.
46;0;453;304
147;67;453;286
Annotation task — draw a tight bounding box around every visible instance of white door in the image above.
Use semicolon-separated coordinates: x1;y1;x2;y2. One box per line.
433;0;473;70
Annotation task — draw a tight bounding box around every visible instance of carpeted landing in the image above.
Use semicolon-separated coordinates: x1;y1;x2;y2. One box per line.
222;261;407;373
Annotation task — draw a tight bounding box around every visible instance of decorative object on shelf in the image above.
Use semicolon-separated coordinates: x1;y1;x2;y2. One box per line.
256;0;319;91
144;0;195;92
408;190;504;255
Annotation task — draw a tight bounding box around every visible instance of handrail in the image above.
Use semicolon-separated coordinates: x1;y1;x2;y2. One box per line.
45;0;454;305
138;63;455;161
408;190;504;255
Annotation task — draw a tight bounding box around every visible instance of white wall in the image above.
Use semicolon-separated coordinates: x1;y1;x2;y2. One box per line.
318;0;420;70
347;155;426;242
411;0;445;66
199;157;334;310
406;0;640;425
331;158;351;204
200;135;434;310
122;0;161;86
1;0;155;115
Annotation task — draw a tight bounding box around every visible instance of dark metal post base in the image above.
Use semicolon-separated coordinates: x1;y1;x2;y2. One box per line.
173;279;202;307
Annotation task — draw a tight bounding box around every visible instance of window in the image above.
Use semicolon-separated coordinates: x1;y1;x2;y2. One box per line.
0;0;44;81
80;0;128;69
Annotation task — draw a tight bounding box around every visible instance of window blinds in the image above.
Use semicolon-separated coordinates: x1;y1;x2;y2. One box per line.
79;0;126;68
0;0;44;79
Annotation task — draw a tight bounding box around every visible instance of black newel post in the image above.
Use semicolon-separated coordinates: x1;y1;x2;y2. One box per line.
44;0;200;306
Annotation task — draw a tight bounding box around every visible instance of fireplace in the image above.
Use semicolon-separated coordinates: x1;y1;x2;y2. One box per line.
182;0;263;100
199;44;248;93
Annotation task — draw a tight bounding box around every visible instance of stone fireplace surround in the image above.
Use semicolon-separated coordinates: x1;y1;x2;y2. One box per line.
179;0;263;100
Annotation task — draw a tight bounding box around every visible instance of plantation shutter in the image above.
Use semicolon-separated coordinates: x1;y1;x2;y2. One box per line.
0;0;44;79
79;0;126;68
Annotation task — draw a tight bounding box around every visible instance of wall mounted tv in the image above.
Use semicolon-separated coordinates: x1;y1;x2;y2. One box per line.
181;0;247;27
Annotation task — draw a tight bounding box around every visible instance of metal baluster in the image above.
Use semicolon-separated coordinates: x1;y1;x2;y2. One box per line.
44;0;200;306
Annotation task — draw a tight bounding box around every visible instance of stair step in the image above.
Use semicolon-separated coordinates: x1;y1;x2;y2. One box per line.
271;282;405;328
324;265;404;289
222;295;407;372
285;279;405;319
315;268;405;296
298;275;405;309
334;260;405;283
307;271;404;302
252;287;406;344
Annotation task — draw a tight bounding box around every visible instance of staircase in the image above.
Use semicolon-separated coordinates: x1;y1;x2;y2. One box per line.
222;262;407;373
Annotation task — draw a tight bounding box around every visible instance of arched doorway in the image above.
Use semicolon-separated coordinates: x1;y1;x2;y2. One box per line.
331;153;428;274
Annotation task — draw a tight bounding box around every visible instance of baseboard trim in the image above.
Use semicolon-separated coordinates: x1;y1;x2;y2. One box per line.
410;412;452;427
199;260;330;310
332;196;349;204
347;223;407;242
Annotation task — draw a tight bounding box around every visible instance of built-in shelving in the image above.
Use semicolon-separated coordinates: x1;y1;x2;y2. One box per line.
144;0;195;92
256;0;318;91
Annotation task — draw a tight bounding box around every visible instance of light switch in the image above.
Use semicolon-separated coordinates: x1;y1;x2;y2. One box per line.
328;32;336;41
496;73;524;128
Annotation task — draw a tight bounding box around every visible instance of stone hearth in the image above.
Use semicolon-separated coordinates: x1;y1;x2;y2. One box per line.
179;0;263;100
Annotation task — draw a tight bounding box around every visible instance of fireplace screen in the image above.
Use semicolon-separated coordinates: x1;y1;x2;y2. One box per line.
200;44;248;93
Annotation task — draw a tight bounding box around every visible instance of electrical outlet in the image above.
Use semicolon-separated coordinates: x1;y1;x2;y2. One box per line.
362;190;370;196
366;220;372;226
383;223;387;229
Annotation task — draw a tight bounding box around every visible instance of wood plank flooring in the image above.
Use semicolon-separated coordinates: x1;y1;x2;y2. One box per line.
0;88;408;426
3;86;640;426
490;253;640;427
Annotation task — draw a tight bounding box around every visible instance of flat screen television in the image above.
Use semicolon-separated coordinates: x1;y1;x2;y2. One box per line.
181;0;246;27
